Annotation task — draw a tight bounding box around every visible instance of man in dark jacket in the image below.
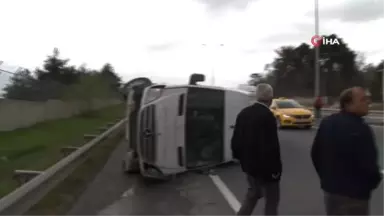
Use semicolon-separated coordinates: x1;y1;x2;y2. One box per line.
231;83;282;215
311;87;382;215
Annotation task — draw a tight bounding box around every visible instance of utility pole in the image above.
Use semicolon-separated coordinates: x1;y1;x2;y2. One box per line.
314;0;321;119
201;43;223;86
211;68;215;85
314;0;320;97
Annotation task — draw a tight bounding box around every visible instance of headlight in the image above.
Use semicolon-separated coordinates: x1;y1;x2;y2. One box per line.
282;114;291;118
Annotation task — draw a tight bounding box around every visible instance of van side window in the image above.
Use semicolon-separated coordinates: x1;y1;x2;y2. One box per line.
185;87;224;168
178;94;185;116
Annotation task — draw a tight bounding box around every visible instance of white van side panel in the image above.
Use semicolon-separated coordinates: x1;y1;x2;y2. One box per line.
224;90;251;162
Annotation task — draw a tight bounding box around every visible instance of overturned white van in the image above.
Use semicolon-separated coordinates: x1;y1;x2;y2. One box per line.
122;74;251;179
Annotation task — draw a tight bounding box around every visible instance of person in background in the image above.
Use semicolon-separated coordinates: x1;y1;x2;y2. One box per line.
314;96;323;120
311;87;382;215
231;83;282;215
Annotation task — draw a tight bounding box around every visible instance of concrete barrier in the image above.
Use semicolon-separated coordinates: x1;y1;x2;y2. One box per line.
0;99;121;131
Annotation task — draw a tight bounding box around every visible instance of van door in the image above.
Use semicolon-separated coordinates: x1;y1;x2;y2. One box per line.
139;104;156;165
153;93;187;175
185;87;225;168
138;89;187;178
138;85;165;166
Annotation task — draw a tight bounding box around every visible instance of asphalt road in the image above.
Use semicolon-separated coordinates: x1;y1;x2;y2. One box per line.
68;140;233;215
321;110;383;125
69;125;383;215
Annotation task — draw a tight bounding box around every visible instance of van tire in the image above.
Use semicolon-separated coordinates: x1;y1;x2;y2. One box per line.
122;151;140;174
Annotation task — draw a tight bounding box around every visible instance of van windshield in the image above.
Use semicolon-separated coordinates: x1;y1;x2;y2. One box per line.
276;100;302;109
143;88;163;104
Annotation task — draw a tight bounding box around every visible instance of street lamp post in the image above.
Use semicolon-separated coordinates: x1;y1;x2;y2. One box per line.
314;0;320;97
201;43;224;86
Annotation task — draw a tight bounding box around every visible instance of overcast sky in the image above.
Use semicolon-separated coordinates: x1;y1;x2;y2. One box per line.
0;0;383;90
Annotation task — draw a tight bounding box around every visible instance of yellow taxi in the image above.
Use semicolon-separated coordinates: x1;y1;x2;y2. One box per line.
270;98;315;129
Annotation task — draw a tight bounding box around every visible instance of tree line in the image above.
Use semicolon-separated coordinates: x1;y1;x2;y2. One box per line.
248;34;383;102
2;48;123;102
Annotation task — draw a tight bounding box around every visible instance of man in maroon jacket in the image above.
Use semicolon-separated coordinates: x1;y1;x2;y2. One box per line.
314;96;323;119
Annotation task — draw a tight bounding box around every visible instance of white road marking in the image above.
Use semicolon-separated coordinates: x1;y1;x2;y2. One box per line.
97;186;137;215
121;187;135;198
209;174;241;213
97;197;134;215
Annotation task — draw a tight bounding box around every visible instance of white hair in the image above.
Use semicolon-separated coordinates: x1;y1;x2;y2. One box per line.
254;83;274;101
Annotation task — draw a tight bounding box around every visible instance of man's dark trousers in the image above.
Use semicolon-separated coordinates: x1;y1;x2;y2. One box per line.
324;193;369;215
237;174;280;215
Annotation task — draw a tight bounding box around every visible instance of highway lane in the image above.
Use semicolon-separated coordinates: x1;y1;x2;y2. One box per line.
321;110;383;125
216;126;383;215
96;173;234;215
68;140;137;215
68;141;234;215
69;125;383;215
372;126;384;166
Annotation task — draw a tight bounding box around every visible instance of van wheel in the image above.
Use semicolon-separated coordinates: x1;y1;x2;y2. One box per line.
122;151;140;174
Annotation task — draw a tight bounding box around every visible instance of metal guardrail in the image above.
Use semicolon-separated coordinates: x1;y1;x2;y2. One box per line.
248;101;383;114
0;118;127;215
308;108;383;114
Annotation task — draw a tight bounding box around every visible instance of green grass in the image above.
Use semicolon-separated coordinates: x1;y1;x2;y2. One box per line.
0;104;125;198
25;129;124;215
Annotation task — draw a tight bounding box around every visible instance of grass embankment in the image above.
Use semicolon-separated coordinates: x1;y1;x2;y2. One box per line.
0;104;125;198
26;127;124;215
